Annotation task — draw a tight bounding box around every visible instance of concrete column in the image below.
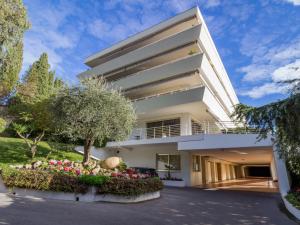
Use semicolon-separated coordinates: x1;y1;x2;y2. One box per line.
181;152;192;186
180;114;192;136
273;144;290;195
270;156;278;181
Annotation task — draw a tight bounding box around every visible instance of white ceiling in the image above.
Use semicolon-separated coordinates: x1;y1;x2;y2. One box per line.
191;147;273;164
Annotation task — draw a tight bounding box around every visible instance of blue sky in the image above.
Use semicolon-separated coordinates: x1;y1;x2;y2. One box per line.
22;0;300;106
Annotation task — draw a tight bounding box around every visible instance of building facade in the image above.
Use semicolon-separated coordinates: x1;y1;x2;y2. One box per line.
79;7;282;188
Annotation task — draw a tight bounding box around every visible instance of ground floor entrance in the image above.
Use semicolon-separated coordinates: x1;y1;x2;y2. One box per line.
189;147;278;192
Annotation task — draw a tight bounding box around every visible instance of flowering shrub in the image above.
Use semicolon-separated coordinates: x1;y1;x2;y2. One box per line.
110;168;159;180
1;167;88;193
98;177;163;196
11;159;114;177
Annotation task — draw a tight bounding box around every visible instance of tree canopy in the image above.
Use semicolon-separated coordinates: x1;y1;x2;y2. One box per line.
9;53;63;158
0;0;30;101
233;80;300;175
51;79;136;163
17;53;64;103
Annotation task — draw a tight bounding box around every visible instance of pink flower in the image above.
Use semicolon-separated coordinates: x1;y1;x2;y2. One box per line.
57;161;62;165
131;174;138;179
63;160;71;166
64;167;71;172
49;160;57;165
75;169;81;176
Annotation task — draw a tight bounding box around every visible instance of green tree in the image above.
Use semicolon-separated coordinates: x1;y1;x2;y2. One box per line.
9;53;63;158
18;53;64;102
0;0;30;101
0;117;6;133
12;99;53;158
233;79;300;175
51;79;136;163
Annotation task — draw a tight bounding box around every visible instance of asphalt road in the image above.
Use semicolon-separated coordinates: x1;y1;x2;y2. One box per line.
0;187;298;225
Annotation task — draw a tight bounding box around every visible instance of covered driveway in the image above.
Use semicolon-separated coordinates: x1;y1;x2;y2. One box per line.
187;146;279;192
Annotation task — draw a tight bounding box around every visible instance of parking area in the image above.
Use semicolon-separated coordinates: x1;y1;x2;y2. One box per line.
0;187;297;225
198;178;279;192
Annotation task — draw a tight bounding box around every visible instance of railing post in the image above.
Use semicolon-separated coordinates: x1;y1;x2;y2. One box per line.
207;121;210;134
154;127;156;138
169;125;171;137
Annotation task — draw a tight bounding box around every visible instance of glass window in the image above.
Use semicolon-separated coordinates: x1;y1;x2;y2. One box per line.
192;155;201;172
156;154;181;171
157;154;169;171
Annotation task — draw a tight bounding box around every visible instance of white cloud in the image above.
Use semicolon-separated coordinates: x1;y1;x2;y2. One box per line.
272;60;300;82
237;17;300;98
88;19;131;42
240;83;290;99
282;0;300;5
239;64;276;82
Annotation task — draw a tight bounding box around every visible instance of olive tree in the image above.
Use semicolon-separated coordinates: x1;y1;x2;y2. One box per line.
51;79;136;163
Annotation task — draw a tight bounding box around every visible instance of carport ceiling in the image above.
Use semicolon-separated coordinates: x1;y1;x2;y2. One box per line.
192;147;273;164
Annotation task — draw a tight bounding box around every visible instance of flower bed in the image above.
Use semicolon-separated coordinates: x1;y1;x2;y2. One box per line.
286;188;300;210
0;159;163;201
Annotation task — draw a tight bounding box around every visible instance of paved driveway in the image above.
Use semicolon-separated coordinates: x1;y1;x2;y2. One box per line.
0;188;298;225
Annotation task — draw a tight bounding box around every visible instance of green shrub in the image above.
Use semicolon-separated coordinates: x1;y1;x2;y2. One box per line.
0;118;6;133
1;168;88;193
78;175;110;186
286;192;300;209
117;161;127;172
98;177;163;196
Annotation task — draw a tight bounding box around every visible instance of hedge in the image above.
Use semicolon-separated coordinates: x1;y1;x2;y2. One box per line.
1;168;88;194
78;175;110;186
98;177;163;196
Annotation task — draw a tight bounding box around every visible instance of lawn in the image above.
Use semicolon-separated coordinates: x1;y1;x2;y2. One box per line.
0;137;83;168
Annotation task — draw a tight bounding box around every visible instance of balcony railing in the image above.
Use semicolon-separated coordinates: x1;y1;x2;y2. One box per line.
128;121;257;141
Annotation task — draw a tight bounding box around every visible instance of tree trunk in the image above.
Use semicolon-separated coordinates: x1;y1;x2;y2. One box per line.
31;145;37;158
83;138;94;164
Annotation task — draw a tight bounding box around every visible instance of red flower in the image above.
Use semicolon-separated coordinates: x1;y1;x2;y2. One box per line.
111;172;118;177
57;161;62;165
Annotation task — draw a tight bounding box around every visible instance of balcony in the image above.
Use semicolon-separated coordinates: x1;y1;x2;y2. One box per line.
128;121;257;141
78;25;201;80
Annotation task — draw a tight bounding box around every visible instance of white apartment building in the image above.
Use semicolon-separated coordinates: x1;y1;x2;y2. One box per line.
79;7;289;189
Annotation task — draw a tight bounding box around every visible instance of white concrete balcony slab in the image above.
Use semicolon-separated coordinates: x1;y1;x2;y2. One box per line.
133;86;205;114
113;53;203;90
78;25;201;79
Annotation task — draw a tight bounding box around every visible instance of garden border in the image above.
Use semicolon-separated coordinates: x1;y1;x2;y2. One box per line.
0;178;160;203
282;196;300;221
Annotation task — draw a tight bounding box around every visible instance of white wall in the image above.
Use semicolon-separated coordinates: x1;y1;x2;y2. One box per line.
109;144;185;180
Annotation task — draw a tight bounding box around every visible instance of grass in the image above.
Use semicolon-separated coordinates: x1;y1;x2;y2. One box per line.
0;137;83;168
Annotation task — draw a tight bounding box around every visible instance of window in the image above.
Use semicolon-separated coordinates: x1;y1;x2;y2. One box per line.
156;154;181;171
192;155;201;172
